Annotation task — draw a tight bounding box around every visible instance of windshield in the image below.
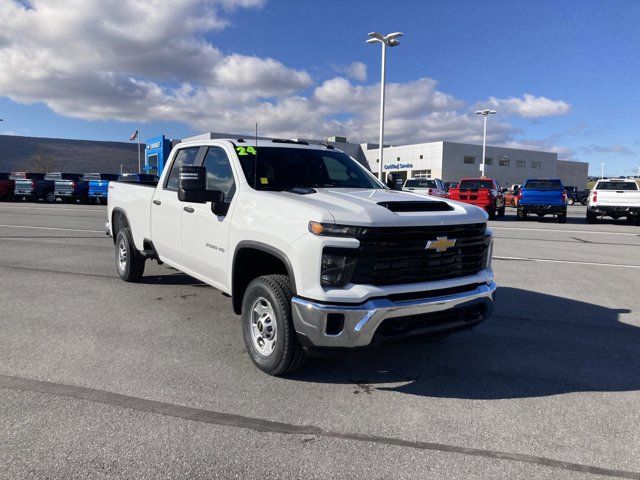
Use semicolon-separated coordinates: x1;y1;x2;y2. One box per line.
524;180;563;190
459;180;494;190
405;179;437;188
237;147;382;191
595;181;638;191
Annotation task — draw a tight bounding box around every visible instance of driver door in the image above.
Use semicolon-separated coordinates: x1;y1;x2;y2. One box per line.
180;146;237;290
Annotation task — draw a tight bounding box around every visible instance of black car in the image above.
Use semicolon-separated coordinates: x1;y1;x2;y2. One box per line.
564;186;589;206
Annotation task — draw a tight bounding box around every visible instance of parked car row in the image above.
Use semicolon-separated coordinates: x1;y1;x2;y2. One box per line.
0;172;159;204
401;176;640;225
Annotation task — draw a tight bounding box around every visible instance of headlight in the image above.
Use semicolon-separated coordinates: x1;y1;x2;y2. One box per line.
309;221;362;237
321;249;358;287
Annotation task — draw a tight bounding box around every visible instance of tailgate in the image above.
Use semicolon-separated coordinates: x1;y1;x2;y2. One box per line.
450;188;492;206
595;190;640;206
521;190;564;205
89;181;109;196
14;179;33;194
55;180;75;195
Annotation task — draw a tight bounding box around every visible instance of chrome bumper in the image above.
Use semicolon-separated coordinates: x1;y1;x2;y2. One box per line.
105;221;111;237
292;282;497;348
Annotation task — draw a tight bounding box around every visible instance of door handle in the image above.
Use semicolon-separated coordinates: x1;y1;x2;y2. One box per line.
183;206;194;213
153;200;161;205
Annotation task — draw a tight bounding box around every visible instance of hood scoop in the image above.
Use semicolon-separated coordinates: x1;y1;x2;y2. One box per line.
377;201;454;212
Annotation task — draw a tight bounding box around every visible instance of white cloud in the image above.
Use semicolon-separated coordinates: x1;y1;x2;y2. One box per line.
482;94;570;118
0;0;572;155
580;144;635;156
335;62;367;82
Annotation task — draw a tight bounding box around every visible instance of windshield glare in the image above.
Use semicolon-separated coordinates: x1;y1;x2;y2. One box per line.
238;147;382;191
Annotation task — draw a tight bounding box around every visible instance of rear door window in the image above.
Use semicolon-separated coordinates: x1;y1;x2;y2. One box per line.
164;147;202;191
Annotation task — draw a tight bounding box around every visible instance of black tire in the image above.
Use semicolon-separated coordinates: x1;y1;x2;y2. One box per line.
516;208;527;221
241;274;305;376
115;227;145;282
498;206;506;217
43;191;56;203
586;211;597;224
581;197;588;206
98;197;108;206
558;213;567;223
488;209;496;220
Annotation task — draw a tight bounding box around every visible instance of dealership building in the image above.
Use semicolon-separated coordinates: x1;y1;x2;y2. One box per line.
356;140;589;188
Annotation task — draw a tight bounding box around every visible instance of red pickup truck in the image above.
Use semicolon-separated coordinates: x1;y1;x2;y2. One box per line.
0;172;14;201
448;178;505;219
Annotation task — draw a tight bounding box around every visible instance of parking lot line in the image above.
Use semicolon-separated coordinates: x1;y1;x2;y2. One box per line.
491;226;640;237
494;256;640;268
0;224;104;233
2;373;638;480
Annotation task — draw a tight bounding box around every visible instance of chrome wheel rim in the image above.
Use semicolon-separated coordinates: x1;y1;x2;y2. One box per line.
250;297;277;357
117;238;127;272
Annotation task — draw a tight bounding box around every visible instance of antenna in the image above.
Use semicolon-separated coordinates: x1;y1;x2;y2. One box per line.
254;122;258;189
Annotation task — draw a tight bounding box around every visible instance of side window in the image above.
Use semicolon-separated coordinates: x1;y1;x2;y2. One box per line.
165;147;200;191
202;147;235;200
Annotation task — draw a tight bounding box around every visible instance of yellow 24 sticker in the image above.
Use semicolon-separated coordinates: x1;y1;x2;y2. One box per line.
235;146;257;156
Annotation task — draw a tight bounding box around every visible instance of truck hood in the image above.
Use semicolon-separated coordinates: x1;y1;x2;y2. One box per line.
273;188;487;226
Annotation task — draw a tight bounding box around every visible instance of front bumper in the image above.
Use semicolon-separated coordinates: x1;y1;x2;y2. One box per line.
291;282;496;349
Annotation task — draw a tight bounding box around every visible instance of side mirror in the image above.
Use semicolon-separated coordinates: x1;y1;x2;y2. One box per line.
178;166;227;214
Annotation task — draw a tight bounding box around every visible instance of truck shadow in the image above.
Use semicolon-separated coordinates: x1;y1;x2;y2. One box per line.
139;273;208;286
293;287;639;399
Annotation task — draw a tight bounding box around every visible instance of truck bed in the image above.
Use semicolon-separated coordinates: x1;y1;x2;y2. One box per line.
108;181;155;250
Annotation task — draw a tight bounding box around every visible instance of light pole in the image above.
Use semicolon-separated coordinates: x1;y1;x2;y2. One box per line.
475;109;496;178
366;31;404;184
601;163;606;179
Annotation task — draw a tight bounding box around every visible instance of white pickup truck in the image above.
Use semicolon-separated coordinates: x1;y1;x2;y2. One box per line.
586;179;640;225
107;138;496;375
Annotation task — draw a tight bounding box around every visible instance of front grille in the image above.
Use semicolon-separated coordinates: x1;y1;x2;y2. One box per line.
348;223;489;286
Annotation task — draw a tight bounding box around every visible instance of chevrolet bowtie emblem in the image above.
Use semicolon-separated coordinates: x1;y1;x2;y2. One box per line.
425;236;457;253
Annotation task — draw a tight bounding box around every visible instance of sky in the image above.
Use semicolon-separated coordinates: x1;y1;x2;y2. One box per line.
0;0;639;176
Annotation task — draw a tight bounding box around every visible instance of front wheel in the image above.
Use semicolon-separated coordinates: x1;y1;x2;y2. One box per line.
241;275;305;376
115;227;145;282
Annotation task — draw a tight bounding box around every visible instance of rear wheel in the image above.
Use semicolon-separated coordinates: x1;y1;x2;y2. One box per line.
241;274;305;376
517;208;527;220
43;191;56;203
586;211;597;224
498;206;506;217
581;197;588;206
488;209;496;220
558;213;567;223
98;197;108;205
115;227;145;282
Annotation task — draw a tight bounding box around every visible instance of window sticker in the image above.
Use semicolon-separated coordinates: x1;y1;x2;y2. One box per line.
235;146;257;156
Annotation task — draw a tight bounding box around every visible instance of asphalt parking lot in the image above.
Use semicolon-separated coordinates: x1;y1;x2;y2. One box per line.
1;202;639;479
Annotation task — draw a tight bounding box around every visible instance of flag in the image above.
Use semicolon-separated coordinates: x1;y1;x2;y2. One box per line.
129;129;139;141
